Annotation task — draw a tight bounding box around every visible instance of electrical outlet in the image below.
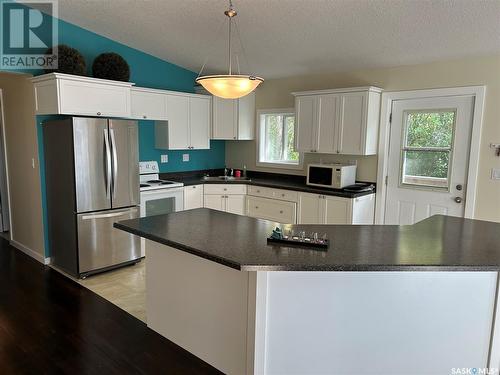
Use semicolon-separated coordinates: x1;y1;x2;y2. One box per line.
491;168;500;180
182;154;190;162
160;155;168;163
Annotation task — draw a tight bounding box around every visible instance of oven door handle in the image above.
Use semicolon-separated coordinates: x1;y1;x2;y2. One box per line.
140;187;184;196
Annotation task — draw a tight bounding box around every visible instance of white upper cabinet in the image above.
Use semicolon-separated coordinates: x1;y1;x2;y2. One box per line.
295;95;317;153
212;96;237;139
131;87;167;120
212;92;255;140
189;96;211;149
317;94;339;154
31;75;211;151
32;73;133;117
293;87;382;155
155;93;211;150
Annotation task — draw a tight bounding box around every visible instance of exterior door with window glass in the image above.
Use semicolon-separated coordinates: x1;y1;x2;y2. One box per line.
385;96;474;225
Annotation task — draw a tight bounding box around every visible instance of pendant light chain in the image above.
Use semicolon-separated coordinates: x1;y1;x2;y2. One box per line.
228;8;232;75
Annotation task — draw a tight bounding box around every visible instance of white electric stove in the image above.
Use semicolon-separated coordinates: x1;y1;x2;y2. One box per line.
139;161;184;256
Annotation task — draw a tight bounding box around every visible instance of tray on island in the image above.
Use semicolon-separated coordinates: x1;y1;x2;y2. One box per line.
267;236;329;250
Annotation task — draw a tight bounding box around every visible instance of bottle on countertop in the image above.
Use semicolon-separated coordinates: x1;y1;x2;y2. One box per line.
243;165;247;178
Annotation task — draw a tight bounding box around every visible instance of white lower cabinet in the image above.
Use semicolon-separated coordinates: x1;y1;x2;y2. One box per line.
297;193;323;224
225;195;246;215
246;196;297;224
203;184;247;215
184;185;204;210
204;194;226;212
199;183;374;224
298;192;375;224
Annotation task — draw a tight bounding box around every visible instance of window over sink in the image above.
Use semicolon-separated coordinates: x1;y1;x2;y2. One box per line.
257;109;302;169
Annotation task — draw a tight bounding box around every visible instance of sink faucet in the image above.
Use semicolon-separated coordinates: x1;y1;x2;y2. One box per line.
224;167;228;177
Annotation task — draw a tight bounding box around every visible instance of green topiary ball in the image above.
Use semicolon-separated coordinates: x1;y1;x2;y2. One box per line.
44;44;86;76
92;52;130;82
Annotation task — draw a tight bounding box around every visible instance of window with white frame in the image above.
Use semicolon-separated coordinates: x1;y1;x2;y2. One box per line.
257;109;301;168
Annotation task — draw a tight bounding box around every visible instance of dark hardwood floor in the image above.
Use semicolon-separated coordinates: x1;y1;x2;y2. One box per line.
0;238;221;374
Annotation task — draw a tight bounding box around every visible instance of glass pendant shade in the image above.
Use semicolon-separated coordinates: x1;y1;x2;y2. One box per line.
196;74;263;99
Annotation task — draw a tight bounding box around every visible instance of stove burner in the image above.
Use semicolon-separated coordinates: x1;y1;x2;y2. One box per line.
161;181;176;185
147;180;164;184
140;183;151;188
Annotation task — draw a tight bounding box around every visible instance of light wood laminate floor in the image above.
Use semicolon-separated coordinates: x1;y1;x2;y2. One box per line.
79;260;146;322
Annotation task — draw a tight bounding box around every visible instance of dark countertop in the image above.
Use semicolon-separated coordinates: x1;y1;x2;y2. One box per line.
115;209;500;272
160;170;375;198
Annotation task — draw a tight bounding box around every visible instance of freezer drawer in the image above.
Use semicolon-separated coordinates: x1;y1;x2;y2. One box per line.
77;207;140;274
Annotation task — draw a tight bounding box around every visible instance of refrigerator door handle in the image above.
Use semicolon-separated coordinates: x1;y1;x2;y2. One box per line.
110;128;118;199
103;128;112;199
80;207;138;220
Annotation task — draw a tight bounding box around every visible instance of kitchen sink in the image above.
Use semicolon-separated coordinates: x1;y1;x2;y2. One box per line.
202;176;251;182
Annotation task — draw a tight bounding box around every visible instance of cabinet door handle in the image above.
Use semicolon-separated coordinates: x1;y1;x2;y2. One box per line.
281;193;285;197
255;206;259;209
223;188;227;191
279;210;283;214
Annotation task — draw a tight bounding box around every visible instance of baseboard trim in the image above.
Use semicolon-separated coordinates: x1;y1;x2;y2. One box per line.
10;240;46;264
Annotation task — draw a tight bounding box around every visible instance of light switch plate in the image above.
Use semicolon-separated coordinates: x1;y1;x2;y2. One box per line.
182;154;190;162
160;155;168;163
491;168;500;180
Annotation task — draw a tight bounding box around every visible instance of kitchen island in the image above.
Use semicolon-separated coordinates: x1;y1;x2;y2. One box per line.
115;209;500;374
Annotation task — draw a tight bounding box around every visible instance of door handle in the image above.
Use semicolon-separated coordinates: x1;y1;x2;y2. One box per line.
110;128;118;199
81;208;137;220
103;128;112;199
454;197;463;204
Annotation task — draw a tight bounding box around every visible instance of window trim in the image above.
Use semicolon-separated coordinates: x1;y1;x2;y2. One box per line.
256;108;303;170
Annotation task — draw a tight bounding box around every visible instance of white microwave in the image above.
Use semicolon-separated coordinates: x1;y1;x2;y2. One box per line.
307;164;357;189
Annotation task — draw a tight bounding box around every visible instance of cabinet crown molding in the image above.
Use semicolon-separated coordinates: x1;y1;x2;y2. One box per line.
31;72;135;87
292;86;383;96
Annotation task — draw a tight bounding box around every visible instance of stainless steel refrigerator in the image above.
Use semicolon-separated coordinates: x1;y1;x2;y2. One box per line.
44;117;140;278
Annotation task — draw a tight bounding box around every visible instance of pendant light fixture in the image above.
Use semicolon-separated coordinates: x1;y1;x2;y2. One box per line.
196;1;263;99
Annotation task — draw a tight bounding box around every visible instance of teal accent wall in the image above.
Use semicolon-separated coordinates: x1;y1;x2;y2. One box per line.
3;7;225;257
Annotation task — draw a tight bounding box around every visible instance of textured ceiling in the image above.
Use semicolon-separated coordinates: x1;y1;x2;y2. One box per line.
56;0;500;79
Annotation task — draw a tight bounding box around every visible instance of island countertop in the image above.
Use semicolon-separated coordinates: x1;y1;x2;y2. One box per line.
114;208;500;272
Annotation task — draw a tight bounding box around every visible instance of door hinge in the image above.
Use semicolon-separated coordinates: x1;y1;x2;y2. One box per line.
385;175;388;185
389;113;392;123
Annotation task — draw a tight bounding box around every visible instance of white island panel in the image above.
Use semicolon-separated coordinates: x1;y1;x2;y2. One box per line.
146;240;256;375
259;271;497;375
